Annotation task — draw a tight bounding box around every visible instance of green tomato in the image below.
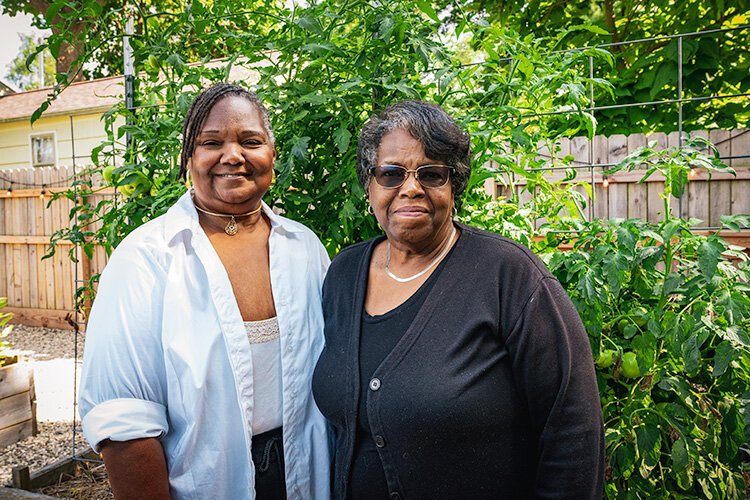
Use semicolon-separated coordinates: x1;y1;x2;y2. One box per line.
102;165;115;183
621;352;640;378
596;349;615;369
147;54;160;70
633;307;649;328
617;318;629;334
117;183;137;198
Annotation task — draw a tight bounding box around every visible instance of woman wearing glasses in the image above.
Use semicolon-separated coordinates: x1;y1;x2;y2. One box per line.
313;100;604;499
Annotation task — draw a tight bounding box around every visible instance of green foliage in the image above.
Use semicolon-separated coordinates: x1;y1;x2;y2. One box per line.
0;297;14;366
46;1;614;257
445;0;750;135
6;34;56;91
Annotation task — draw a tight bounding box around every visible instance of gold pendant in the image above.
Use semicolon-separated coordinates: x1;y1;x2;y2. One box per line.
225;216;238;236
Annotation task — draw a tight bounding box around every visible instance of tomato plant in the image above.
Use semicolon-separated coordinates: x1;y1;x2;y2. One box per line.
545;212;750;498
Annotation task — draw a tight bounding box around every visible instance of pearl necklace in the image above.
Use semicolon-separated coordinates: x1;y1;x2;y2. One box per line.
192;196;262;235
385;225;457;283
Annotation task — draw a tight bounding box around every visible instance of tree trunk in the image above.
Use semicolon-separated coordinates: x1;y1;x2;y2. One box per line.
52;23;86;81
603;0;618;42
27;0;94;81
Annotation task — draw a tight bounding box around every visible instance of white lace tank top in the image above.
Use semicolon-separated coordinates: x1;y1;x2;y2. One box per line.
244;316;283;435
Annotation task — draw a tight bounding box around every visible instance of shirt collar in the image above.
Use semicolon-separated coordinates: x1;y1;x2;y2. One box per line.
163;190;304;241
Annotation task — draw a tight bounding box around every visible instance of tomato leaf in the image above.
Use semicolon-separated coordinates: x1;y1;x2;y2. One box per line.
671;438;693;490
414;0;440;23
698;238;724;281
635;425;661;477
333;126;351;155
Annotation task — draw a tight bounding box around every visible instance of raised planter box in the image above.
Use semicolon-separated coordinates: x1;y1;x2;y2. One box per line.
0;356;37;448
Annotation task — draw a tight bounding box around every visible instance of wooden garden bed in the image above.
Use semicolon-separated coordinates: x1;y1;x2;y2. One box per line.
0;356;37;448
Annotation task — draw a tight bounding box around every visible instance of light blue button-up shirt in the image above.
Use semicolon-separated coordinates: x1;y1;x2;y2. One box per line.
79;191;331;499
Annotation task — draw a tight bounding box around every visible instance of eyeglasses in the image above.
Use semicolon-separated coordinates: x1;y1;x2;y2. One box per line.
368;165;454;189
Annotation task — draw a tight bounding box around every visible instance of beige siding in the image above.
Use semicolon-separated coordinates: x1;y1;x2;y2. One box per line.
0;114;122;171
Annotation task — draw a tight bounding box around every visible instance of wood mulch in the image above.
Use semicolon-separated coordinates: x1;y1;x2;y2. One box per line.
34;461;112;500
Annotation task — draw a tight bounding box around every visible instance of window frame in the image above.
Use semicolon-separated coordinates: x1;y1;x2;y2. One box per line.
29;131;58;168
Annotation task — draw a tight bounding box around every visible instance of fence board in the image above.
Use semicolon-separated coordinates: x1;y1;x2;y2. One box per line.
626;133;646;155
0;197;5;298
678;130;711;225
557;137;571;160
11;244;22;308
62;238;73;311
570;136;588;165
608;134;627;165
35;244;46;311
667;130;682;148
732;180;750;216
709;180;732;226
733;129;750;168
44;252;55;311
21;172;32;309
592;135;607;166
647;182;665;222
689;181;711;225
593;181;608;219
711;130;731;166
609;183;628;220
55;188;65;311
627;182;648;220
28;243;38;310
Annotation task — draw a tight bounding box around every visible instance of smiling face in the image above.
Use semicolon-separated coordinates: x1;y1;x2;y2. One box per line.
189;95;276;214
368;128;454;250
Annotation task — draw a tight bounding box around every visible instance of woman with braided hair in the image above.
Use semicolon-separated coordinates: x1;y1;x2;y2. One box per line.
78;83;331;499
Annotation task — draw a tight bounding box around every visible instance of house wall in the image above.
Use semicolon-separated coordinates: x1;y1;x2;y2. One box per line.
0;113;122;171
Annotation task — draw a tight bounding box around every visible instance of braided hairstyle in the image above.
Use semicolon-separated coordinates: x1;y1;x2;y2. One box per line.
178;83;274;181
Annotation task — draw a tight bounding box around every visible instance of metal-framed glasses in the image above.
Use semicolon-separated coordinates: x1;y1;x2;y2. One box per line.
368;164;454;189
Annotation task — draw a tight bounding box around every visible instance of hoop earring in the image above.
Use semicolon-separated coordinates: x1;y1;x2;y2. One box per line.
367;205;374;215
185;169;192;189
271;169;277;187
452;205;457;218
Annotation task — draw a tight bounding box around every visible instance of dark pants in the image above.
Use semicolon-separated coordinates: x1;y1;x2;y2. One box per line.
252;427;287;499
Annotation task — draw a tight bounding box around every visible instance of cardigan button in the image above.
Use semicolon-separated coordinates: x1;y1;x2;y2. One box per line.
369;378;381;391
390;493;401;500
374;434;385;447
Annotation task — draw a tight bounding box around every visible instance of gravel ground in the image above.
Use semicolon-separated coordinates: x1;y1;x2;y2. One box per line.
1;324;112;498
2;325;84;361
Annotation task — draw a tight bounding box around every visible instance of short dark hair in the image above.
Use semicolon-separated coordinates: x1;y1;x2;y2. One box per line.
178;83;274;180
356;100;472;203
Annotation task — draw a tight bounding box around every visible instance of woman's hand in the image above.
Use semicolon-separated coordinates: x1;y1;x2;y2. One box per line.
100;437;171;500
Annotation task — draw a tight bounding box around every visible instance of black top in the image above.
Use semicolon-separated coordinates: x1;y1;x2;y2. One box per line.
313;224;604;499
350;251;448;499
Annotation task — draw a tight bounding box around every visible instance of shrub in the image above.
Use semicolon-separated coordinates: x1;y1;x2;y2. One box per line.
0;297;14;366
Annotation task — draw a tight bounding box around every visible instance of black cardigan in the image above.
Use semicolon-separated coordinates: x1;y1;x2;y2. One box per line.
313;224;604;499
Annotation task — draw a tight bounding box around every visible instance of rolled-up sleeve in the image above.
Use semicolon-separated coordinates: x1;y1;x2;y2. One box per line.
82;399;168;452
78;241;169;452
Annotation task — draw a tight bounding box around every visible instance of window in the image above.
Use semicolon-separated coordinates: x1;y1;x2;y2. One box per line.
30;133;56;168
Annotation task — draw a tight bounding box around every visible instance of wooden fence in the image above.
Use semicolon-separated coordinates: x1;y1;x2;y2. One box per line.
490;129;750;226
1;129;749;329
0;166;109;329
